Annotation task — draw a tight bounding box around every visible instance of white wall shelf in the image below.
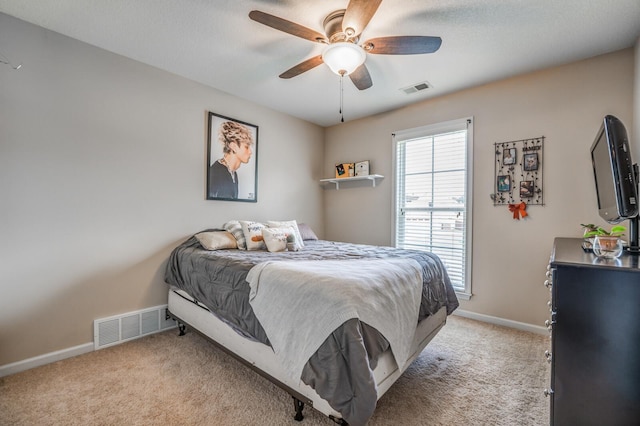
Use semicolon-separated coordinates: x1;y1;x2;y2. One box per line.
320;174;384;189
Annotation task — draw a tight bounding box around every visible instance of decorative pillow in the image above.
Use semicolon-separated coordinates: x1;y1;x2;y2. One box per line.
298;223;319;241
266;220;305;248
240;220;267;251
262;227;293;252
223;220;246;250
195;231;238;250
287;235;302;252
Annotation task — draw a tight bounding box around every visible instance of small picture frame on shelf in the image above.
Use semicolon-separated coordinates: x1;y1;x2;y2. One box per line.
335;162;354;178
355;160;370;177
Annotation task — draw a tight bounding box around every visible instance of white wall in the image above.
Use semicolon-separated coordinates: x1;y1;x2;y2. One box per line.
323;49;636;327
0;13;324;366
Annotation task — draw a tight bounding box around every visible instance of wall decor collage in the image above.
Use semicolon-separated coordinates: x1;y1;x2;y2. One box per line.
493;136;544;206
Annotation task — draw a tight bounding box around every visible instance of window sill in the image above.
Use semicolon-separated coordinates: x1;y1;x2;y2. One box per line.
455;291;472;301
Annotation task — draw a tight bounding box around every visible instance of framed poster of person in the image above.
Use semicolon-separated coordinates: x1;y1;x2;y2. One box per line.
207;112;258;202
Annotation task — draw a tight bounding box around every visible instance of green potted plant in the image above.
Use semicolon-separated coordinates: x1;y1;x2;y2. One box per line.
581;224;626;238
581;223;626;258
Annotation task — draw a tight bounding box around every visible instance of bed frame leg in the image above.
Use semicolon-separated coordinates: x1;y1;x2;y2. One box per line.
292;396;305;421
177;322;186;336
329;415;348;425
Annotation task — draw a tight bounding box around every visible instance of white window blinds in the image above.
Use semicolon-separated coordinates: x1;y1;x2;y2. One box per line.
393;118;473;296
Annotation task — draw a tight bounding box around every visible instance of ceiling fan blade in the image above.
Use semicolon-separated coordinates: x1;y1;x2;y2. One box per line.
342;0;383;37
349;63;373;90
249;10;328;43
279;55;324;79
363;36;442;55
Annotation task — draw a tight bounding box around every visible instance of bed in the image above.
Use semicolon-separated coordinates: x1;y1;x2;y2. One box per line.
164;222;458;425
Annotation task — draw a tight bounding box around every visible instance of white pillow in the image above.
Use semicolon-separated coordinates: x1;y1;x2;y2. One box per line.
223;220;247;250
262;227;293;252
267;220;304;248
195;231;238;250
240;220;267;251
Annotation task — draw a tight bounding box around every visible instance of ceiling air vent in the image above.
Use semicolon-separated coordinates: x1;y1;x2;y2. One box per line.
401;81;431;95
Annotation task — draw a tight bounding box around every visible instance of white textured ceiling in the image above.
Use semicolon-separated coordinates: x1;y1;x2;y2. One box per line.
1;0;639;127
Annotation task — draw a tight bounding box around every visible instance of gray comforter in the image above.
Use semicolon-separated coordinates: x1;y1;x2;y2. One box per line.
164;232;458;425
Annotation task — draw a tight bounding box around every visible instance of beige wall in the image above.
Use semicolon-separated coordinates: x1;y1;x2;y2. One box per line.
324;49;636;327
0;13;325;365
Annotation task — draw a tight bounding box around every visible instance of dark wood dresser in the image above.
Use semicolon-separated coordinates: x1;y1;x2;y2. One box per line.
545;237;640;425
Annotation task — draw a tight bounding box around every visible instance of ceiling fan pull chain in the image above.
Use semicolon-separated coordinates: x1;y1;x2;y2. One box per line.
340;74;344;122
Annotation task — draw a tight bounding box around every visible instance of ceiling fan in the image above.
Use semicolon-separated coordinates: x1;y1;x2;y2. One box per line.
249;0;442;90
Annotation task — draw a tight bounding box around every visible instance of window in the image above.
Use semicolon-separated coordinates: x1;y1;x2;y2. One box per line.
393;118;473;297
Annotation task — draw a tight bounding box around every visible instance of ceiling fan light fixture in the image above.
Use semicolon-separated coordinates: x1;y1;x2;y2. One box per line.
322;42;366;76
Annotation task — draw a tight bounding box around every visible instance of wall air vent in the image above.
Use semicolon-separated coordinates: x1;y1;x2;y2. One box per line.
401;81;431;95
93;305;176;350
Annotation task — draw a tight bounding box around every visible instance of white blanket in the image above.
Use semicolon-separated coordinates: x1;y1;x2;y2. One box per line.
247;258;423;383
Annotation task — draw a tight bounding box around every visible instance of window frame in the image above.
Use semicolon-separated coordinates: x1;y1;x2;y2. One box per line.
391;117;474;299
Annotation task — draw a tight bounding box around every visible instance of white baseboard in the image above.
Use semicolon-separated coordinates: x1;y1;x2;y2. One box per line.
453;309;548;335
0;342;94;378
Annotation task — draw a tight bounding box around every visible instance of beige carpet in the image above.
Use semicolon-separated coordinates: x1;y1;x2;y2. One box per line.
0;316;549;425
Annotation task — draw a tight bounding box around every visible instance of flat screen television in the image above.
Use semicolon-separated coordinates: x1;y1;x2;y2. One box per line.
590;115;639;253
